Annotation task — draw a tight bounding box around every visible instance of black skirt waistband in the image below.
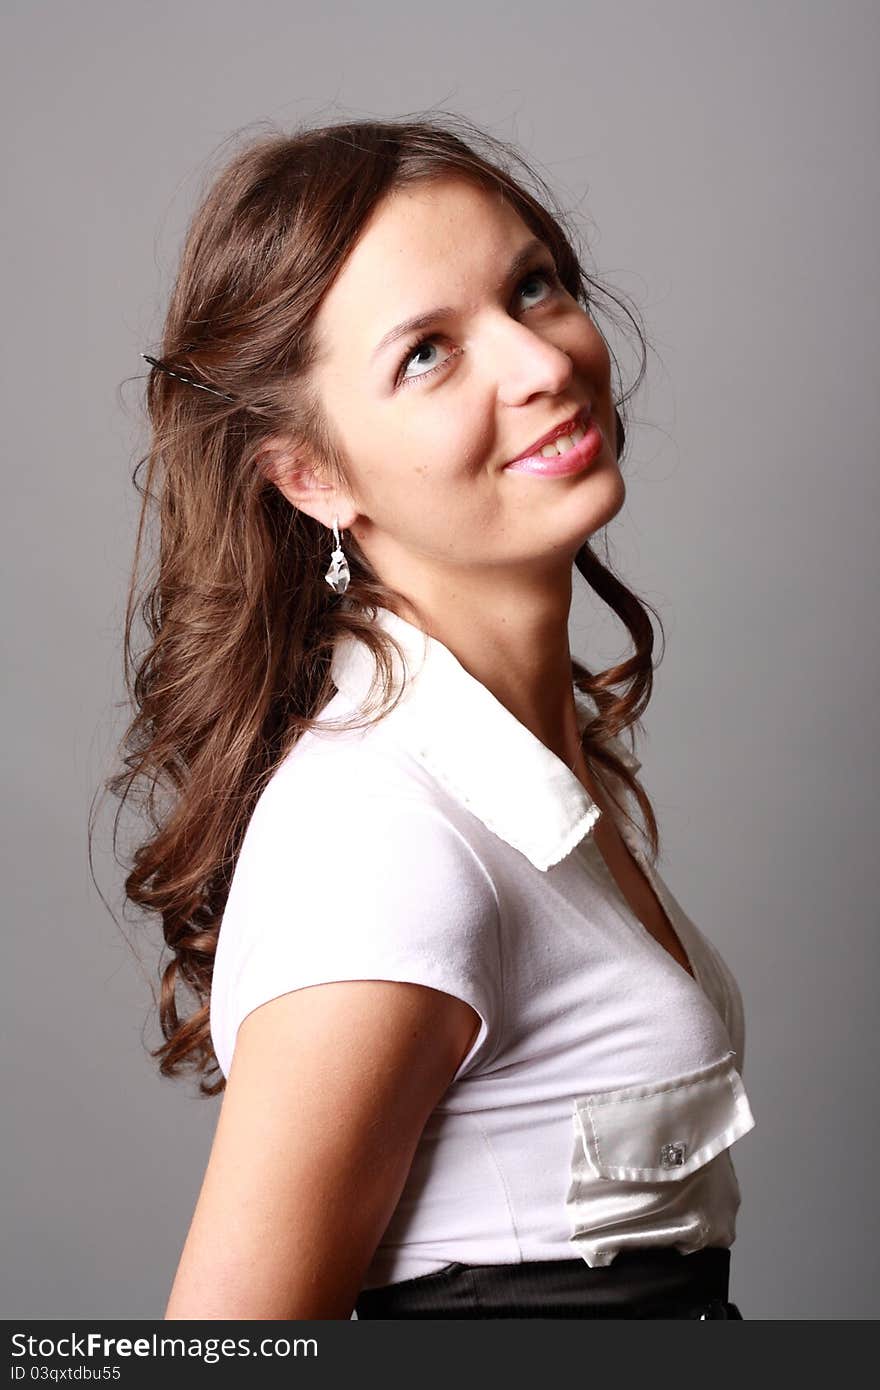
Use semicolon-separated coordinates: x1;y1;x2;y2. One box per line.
355;1246;740;1319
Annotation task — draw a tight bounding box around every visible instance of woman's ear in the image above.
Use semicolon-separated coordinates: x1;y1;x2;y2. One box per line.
257;433;329;500
257;435;357;531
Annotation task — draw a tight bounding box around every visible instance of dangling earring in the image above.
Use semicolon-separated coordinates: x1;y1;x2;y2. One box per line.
324;514;350;594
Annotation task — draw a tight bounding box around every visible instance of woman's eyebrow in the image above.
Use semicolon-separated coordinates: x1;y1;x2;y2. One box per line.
370;236;550;363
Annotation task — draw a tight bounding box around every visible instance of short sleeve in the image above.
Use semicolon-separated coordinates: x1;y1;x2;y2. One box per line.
209;756;502;1085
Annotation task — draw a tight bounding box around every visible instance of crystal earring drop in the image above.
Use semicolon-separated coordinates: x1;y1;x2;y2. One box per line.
324;514;350;594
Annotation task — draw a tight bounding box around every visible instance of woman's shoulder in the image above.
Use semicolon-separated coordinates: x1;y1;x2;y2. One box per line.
219;693;501;975
242;695;452;865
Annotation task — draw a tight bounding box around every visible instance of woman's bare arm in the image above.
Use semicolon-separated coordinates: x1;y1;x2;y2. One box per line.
163;978;480;1319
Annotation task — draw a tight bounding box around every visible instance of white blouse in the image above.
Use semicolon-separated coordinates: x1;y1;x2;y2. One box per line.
210;604;756;1288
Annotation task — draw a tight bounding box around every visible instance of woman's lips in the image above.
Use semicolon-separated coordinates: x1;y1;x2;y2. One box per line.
503;418;603;476
507;404;591;463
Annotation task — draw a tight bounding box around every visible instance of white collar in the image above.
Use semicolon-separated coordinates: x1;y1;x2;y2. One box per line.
329;605;641;873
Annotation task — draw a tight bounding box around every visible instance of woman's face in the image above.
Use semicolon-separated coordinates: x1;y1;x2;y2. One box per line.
305;175;626;597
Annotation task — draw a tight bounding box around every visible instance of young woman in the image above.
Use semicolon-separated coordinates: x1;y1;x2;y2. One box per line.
109;115;756;1319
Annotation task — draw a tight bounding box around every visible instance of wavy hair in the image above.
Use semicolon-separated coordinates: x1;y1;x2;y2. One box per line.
95;113;665;1096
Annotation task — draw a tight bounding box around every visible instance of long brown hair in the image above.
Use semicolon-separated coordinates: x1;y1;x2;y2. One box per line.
95;113;665;1097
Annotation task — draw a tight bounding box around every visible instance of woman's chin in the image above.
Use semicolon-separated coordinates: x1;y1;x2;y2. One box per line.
575;463;627;536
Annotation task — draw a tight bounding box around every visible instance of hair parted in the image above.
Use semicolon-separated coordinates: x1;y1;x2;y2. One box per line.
94;111;665;1096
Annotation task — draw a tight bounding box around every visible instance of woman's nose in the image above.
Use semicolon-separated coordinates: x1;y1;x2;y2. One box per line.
491;320;575;405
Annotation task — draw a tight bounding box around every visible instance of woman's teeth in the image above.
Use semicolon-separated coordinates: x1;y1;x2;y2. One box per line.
540;424;587;458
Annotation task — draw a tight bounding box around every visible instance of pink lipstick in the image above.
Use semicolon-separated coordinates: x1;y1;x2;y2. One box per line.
504;409;603;477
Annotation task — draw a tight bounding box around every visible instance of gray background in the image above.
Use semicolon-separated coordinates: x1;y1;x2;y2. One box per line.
3;0;878;1321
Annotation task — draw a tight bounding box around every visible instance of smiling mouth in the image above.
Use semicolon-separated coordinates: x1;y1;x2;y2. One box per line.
503;411;603;477
505;404;592;466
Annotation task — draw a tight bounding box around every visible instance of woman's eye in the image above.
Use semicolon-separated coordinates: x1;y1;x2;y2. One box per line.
397;339;452;387
395;266;561;388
